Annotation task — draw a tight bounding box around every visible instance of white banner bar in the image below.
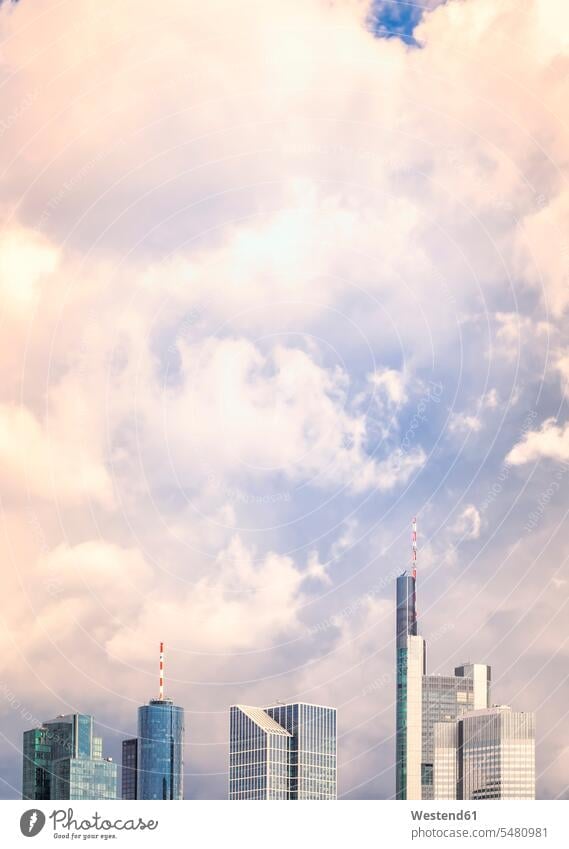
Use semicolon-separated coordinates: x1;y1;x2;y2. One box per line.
3;800;567;848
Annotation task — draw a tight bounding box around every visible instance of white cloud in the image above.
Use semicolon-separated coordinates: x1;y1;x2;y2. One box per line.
448;411;483;435
556;351;569;393
0;228;58;312
506;418;569;465
495;313;553;362
154;338;424;494
0;0;568;800
0;402;113;506
372;368;407;406
450;504;482;541
107;535;319;657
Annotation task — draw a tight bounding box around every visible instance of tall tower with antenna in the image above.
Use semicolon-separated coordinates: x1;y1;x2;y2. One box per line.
122;642;186;800
395;518;425;800
394;519;493;800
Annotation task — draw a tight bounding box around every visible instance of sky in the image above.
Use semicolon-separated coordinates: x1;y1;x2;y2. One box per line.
0;0;568;800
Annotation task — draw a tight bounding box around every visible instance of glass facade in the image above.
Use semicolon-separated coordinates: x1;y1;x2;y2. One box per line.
229;705;291;800
421;674;473;799
229;703;337;800
395;574;490;801
51;756;117;800
22;728;51;801
22;713;117;800
421;665;491;798
396;645;408;800
396;572;417;650
137;699;184;800
267;703;336;799
396;572;424;800
121;738;138;800
458;707;535;800
433;721;458;800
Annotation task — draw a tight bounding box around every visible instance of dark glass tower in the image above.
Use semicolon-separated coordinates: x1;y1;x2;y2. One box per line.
137;699;185;800
22;727;51;801
121;738;138;800
396;571;417;649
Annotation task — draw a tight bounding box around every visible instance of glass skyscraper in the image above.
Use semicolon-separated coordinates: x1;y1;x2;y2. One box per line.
229;705;291;800
22;713;117;800
266;703;337;799
136;699;185;800
421;664;490;799
229;702;337;800
395;566;490;800
120;644;185;800
396;570;425;800
121;737;138;800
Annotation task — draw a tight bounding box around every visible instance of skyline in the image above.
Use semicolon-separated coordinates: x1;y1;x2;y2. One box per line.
20;559;537;801
0;0;568;802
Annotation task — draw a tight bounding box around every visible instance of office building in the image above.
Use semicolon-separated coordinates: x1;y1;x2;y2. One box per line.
137;698;185;800
266;703;337;799
229;702;337;800
421;664;490;798
433;720;458;800
457;706;535;800
395;520;490;800
395;558;426;801
122;643;185;800
121;738;138;800
229;705;291;800
22;713;117;800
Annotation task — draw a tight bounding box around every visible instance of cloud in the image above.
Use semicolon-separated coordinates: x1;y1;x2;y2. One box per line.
370;368;407;406
450;504;482;541
107;535;321;659
506;418;569;465
494;312;553;362
0;0;568;800
447;388;500;435
556;351;569;393
0;228;58;313
448;411;483;435
0;402;113;506
154;338;425;494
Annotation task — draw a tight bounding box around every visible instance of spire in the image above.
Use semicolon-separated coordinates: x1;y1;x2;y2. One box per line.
159;641;164;700
412;516;417;579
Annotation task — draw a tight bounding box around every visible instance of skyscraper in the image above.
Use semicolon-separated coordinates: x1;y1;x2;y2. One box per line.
121;737;138;800
229;705;291;800
266;703;337;799
22;713;117;800
457;706;535;800
137;699;185;800
421;664;490;798
229;702;337;800
395;519;490;800
395;519;426;800
433;720;458;800
122;643;185;800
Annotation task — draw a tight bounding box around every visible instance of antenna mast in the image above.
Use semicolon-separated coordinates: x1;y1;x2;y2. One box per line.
159;641;164;700
412;517;417;579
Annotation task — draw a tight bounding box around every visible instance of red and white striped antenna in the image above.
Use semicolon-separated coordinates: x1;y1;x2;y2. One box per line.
412;517;417;579
159;641;164;700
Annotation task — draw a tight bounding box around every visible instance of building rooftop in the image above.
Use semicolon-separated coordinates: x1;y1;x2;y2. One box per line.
233;705;292;736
